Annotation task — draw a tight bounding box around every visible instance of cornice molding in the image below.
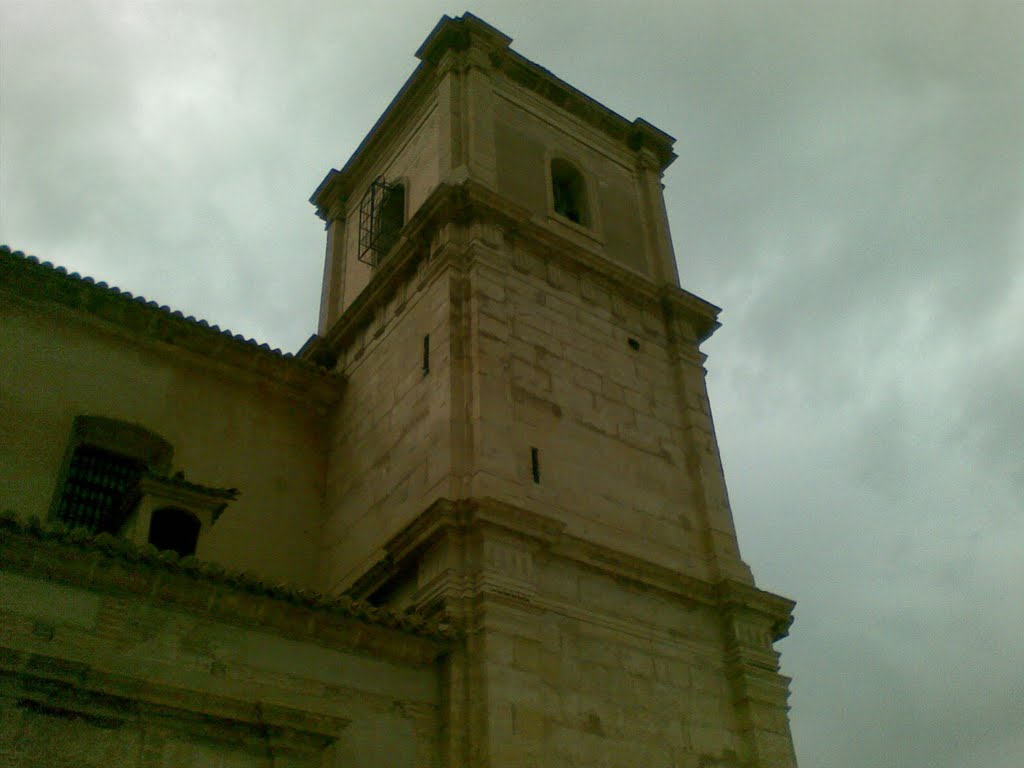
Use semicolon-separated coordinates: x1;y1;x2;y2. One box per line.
0;511;453;663
348;497;794;634
306;180;723;363
310;12;677;222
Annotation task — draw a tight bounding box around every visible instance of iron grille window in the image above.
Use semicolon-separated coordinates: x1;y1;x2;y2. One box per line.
54;445;142;534
358;176;405;266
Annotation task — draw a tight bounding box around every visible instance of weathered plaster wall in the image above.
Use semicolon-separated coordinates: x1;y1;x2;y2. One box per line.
0;298;326;586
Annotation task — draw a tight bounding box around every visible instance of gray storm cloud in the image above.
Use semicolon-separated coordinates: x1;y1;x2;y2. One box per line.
2;2;1022;765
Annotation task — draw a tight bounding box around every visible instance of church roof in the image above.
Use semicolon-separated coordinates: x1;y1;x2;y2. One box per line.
0;245;341;403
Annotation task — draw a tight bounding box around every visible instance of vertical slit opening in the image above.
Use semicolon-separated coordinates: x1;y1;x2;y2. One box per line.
422;334;430;375
531;447;540;484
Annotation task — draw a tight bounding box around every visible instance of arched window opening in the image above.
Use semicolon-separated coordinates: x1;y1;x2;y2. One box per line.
148;507;201;558
551;158;588;226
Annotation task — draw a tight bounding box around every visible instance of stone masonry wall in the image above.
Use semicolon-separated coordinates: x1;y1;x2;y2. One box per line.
0;529;443;768
338;100;443;315
472;538;746;768
465;234;711;580
321;255;454;592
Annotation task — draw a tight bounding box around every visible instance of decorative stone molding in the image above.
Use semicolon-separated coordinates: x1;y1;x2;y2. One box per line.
0;663;347;758
346;498;793;634
119;472;239;550
305;180;723;368
0;511;454;659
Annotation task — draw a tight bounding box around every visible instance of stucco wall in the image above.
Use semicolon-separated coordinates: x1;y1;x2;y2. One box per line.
0;297;326;586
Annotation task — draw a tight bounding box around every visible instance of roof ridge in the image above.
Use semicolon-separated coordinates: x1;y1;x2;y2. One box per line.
0;246;339;393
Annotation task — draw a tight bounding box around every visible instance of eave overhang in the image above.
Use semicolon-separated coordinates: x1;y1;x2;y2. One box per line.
0;246;343;407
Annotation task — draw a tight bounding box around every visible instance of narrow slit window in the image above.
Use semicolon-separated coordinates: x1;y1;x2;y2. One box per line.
423;334;430;375
531;447;540;484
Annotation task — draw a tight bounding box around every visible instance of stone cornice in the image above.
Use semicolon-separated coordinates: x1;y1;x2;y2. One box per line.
349;498;794;633
717;577;798;642
309;55;439;221
0;664;347;753
0;512;453;663
305;181;722;363
0;246;342;407
137;472;239;524
310;13;677;221
661;284;723;344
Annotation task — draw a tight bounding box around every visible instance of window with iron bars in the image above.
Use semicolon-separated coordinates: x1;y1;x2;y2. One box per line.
358;175;406;266
54;444;143;534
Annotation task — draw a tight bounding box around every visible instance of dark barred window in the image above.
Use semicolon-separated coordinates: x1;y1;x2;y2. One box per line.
358;175;406;266
54;445;142;534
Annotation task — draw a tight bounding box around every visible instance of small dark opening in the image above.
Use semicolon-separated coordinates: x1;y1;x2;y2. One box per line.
628;337;641;351
376;183;405;255
531;447;540;484
148;507;200;558
423;334;430;375
551;159;587;225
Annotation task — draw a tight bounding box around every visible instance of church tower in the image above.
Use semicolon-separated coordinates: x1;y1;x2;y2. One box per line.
306;14;797;768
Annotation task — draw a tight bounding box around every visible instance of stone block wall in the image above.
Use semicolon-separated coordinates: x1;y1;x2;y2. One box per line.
464;236;711;580
321;254;454;592
0;519;446;768
478;574;746;767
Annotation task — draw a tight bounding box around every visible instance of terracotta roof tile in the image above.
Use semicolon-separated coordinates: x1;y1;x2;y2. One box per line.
0;245;341;402
0;510;453;641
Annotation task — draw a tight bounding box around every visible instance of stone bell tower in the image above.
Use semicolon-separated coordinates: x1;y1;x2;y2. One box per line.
306;13;798;768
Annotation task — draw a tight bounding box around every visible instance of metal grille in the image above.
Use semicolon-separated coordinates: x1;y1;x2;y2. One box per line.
358;175;404;266
55;445;142;533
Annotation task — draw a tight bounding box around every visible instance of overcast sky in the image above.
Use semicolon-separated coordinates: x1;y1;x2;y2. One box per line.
2;2;1022;765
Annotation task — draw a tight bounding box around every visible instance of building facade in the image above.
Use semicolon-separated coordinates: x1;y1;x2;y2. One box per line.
0;14;798;767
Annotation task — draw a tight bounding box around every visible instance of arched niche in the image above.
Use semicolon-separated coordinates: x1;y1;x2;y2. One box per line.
147;506;201;558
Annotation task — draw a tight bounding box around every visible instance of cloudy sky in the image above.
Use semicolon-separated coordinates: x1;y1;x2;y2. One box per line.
2;1;1022;765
